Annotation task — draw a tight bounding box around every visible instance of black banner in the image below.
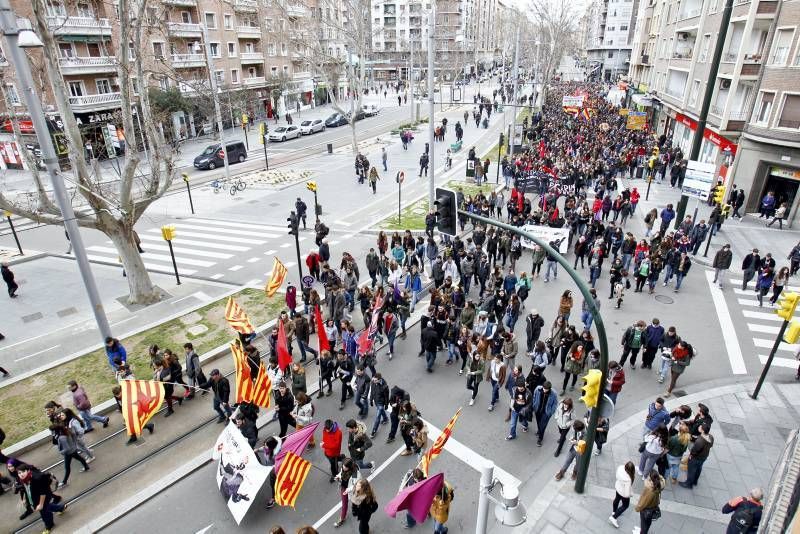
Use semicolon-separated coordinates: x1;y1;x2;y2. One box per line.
515;172;576;196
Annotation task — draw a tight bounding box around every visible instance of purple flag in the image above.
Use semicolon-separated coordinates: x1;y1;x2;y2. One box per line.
393;280;401;302
384;472;444;524
275;422;319;472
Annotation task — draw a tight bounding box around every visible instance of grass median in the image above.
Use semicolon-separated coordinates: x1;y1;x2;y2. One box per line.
377;180;499;231
1;288;286;445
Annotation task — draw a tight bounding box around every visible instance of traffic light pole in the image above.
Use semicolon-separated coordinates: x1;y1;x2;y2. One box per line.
495;132;503;184
288;211;304;284
751;318;788;400
182;174;195;215
457;211;608;493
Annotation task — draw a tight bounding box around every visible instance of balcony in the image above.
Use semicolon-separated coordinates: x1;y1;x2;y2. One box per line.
672;51;693;60
243;76;266;86
741;55;763;76
162;0;196;5
167;22;203;38
236;25;261;38
722;52;738;63
171;53;205;68
287;3;309;17
58;56;116;75
711;104;725;116
46;16;112;36
757;0;778;14
678;8;701;20
234;0;257;12
240;52;264;64
68;92;121;112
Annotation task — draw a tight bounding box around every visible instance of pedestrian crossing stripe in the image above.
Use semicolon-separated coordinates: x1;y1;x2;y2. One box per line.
183;218;298;233
758;354;798;369
172;222;280;239
747;323;781;335
753;337;798;353
742;309;800;322
86;246;216;267
85;254;197;275
137;234;250;252
729;279;800;293
104;240;234;259
145;228;266;245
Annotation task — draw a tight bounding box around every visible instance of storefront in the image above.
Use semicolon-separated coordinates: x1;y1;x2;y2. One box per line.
671;112;738;167
762;166;800;212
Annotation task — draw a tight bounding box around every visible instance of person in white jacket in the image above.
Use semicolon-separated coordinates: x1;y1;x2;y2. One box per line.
609;461;636;528
443;257;459;282
293;392;316;447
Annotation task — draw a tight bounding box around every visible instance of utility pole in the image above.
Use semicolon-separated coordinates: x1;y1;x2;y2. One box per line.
0;1;112;340
674;0;733;228
427;3;435;208
508;25;520;158
201;25;231;182
409;37;415;123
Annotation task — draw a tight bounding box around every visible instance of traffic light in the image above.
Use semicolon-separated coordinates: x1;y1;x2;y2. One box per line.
652;146;660;157
776;292;800;321
785;321;800;344
160;225;176;241
306;181;317;192
287;211;299;236
713;186;726;205
434;187;457;237
498;132;505;150
181;172;189;183
580;369;602;408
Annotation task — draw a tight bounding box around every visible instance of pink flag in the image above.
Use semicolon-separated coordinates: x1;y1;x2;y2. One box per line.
384;472;444;524
275;422;320;473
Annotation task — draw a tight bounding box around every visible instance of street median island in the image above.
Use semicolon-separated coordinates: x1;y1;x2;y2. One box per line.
1;287;285;446
375;180;500;231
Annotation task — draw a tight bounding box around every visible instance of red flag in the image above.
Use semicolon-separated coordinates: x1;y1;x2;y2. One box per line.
277;318;292;371
357;330;372;355
314;304;330;353
250;363;273;408
120;380;165;437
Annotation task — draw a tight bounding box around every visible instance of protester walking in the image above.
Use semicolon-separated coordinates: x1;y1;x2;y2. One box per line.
68;380;109;432
608;461;635;528
635;469;664;534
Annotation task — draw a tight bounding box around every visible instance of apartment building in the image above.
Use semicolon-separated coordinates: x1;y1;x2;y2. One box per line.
584;0;640;81
627;0;800;224
369;0;498;82
0;0;344;168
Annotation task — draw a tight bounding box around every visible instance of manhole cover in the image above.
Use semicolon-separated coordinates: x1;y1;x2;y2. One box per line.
57;307;78;318
187;324;208;336
718;421;749;442
22;312;43;323
654;295;674;304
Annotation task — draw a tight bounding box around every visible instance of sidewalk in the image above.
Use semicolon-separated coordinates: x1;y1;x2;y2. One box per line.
515;378;800;534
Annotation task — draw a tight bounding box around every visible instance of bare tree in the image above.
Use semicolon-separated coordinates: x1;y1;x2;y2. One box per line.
0;0;176;304
528;0;581;85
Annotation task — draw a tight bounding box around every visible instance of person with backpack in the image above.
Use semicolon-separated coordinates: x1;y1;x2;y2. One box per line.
430;479;455;534
619;321;646;369
665;340;694;397
554;420;586;481
722;487;763;534
346;419;374;471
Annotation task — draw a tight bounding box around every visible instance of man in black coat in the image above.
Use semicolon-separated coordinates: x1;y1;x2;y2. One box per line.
17;464;63;530
200;369;233;423
741;249;761;290
421;323;440;373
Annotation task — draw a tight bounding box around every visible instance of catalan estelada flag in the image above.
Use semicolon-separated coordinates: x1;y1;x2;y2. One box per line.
231;341;254;404
265;258;288;297
120;380;165;437
274;451;311;507
225;297;255;334
582;107;594;121
250;363;273;408
420;408;462;476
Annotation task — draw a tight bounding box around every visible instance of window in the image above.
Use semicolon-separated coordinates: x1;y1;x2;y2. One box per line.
95;79;112;94
58;43;74;58
699;34;711;62
158;78;169;91
283;65;289;75
227;42;236;57
130;77;139;94
181;11;191;23
223;14;232;29
128;42;136;60
268;43;276;55
266;18;274;32
153;42;164;59
5;83;20;105
86;43;101;57
46;2;66;16
76;2;92;16
67;81;83;97
769;28;795;66
271;66;278;77
608;51;614;58
777;94;800;129
205;12;216;29
231;69;239;84
689;80;701;106
621;25;628;31
214;70;224;84
281;43;287;56
244;42;254;53
248;67;257;77
754;92;775;125
210;42;220;57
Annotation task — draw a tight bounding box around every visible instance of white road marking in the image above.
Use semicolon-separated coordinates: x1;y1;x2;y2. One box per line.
246;279;261;286
173;223;279;239
124;242;233;259
285;261;296;268
730;279;800;293
758;354;799;369
280;243;290;248
136;234;250;252
264;249;277;255
145;228;266;245
748;323;781;335
110;316;137;327
247;257;260;263
87;247;216;268
187;218;295;233
743;310;790;322
195;524;214;534
754;337;797;353
14;345;61;362
210;274;224;279
228;265;243;272
86;254;197;275
706;270;747;374
328;240;340;246
333;220;353;226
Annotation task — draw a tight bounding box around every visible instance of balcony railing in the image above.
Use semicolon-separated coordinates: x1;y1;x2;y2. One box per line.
711;104;725;116
757;0;778;14
68;92;121;112
243;76;266;86
171;53;205;68
236;25;261;37
672;51;693;60
58;56;116;74
722;52;738;63
167;22;203;37
734;0;751;5
46;16;112;36
641;54;650;64
162;0;197;5
234;0;257;12
240;52;264;62
287;3;309;17
729;110;750;121
678;8;701;19
178;80;210;94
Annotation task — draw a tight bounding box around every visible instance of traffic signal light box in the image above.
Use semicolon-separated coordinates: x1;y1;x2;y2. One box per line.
434;187;457;237
580;369;602;408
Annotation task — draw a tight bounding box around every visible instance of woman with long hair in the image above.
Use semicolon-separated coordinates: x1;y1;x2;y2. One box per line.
58;408;94;462
608;461;635;527
49;423;90;488
770;266;790;305
553;397;574;457
350;478;378;534
636;469;665;534
665;422;691;484
638;426;668;479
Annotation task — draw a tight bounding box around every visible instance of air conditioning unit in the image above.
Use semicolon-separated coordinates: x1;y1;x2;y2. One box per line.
720;79;731;89
677;32;688;41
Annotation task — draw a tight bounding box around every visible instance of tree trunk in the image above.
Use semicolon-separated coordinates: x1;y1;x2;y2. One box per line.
105;222;163;305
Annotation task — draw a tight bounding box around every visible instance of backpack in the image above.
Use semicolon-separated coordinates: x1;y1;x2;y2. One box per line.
730;500;759;533
644;213;653;224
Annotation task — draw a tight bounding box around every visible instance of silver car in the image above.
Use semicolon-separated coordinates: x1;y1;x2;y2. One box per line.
268;125;301;142
299;119;325;135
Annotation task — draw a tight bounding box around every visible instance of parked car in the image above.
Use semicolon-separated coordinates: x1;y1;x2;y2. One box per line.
299;119;325;135
268;125;301;141
325;113;348;127
362;104;380;117
193;141;247;170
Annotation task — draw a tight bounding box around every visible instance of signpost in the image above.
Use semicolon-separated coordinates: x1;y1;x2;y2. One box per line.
259;122;269;170
161;225;180;285
396;171;405;224
625;111;647;130
681;160;716;201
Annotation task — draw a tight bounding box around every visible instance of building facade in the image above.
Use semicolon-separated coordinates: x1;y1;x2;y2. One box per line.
627;0;800;224
584;0;640;81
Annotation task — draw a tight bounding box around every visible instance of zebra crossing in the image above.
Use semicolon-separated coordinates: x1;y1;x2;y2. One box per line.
0;213;44;237
729;277;800;370
85;217;305;279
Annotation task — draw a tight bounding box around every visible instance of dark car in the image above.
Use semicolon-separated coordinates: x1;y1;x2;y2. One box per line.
325;113;348;127
193;141;248;170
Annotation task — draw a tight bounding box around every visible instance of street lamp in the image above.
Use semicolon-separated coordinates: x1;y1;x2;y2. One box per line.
0;0;112;340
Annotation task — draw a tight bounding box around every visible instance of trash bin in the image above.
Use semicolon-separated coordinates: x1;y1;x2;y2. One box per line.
327;143;333;154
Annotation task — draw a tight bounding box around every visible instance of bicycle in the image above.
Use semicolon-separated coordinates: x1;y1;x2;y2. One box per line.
229;178;246;196
210;179;225;194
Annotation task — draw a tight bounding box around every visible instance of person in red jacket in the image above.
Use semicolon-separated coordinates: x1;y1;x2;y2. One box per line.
321;419;343;483
306;250;321;280
605;360;625;403
630;188;641;213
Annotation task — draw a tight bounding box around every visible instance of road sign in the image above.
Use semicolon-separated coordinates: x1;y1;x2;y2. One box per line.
302;275;315;288
681;160;716;201
396;171;405;184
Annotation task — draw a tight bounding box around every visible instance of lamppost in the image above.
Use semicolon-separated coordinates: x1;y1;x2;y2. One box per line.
0;1;111;340
182;173;195;214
